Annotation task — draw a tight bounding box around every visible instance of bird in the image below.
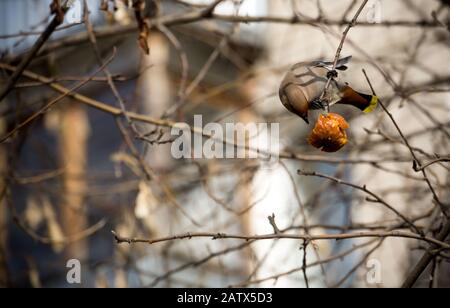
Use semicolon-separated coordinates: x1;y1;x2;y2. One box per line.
279;56;378;124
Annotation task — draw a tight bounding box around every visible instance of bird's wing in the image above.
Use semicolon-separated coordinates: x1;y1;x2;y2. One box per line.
279;81;310;119
310;55;353;71
335;55;352;69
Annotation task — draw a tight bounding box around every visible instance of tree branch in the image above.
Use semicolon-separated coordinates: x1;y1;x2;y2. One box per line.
402;217;450;288
297;169;422;234
111;230;450;250
0;2;68;102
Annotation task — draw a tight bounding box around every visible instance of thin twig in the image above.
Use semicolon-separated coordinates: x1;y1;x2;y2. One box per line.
268;214;281;235
0;50;117;143
0;1;68;102
301;240;310;288
111;230;450;249
320;0;369;111
362;69;449;216
297;169;422;234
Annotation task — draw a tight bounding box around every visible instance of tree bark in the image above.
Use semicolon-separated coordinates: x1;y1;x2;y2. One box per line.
0;118;9;287
59;102;90;261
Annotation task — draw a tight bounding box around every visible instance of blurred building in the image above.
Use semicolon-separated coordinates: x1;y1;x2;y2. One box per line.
0;0;448;288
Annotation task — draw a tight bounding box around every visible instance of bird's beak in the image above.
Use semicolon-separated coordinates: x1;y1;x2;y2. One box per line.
301;115;310;125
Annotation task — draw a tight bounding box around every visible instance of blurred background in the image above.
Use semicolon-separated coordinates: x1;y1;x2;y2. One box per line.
0;0;449;288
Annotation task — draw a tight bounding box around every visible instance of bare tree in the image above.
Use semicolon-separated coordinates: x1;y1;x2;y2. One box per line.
0;0;449;288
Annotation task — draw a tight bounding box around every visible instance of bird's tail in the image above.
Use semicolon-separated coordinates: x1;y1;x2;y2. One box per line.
337;86;378;113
